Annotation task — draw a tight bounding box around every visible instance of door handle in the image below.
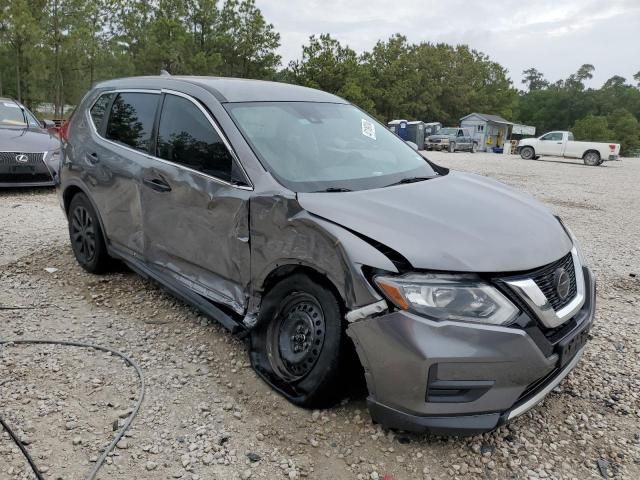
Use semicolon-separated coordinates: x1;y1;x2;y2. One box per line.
556;142;563;144
86;152;99;164
143;177;172;192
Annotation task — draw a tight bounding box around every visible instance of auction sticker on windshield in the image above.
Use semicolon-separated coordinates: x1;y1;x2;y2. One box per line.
361;118;376;140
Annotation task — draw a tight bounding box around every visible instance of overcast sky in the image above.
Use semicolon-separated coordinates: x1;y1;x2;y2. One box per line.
257;0;640;88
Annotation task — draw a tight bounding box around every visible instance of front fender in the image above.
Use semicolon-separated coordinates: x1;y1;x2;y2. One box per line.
250;195;395;310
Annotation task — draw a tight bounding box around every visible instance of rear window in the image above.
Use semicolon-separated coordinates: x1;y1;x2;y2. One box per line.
89;93;114;132
105;93;159;152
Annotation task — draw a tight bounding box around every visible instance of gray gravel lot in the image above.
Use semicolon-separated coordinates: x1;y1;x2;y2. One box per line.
1;153;639;480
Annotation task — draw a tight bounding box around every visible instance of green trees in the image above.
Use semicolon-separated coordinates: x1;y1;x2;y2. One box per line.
0;0;281;112
0;0;639;155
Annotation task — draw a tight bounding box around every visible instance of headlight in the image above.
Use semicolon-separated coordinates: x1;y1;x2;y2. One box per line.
556;217;587;266
374;273;518;326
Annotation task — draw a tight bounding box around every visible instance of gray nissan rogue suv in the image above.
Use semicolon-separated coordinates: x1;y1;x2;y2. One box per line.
58;76;595;435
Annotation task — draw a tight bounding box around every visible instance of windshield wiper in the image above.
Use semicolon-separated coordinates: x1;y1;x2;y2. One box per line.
314;187;352;192
385;176;434;187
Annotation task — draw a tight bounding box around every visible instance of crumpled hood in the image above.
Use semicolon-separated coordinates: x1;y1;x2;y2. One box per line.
0;126;59;152
298;172;573;273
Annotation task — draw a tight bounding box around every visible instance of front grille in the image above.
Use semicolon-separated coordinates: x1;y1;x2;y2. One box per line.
0;152;45;166
0;173;52;183
529;253;577;311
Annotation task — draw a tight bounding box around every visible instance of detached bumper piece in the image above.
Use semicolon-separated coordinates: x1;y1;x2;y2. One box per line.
0;152;54;187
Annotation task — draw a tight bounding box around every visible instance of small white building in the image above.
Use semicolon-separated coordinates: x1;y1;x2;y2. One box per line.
460;113;513;152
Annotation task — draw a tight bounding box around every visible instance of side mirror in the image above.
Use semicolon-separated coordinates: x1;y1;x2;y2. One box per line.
42;119;56;129
405;141;419;151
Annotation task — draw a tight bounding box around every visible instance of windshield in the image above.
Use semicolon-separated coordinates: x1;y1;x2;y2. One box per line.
0;101;40;127
225;102;437;192
438;128;457;135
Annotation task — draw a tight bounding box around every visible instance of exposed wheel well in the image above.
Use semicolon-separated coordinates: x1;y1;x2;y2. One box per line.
261;264;345;314
63;185;84;215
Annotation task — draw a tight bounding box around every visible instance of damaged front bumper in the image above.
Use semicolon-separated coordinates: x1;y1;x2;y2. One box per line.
346;267;595;435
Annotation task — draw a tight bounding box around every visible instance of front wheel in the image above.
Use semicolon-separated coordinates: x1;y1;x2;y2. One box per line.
583;151;601;166
520;146;535;160
250;274;348;408
448;142;456;153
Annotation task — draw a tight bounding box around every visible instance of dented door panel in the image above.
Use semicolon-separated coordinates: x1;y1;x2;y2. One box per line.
141;162;251;313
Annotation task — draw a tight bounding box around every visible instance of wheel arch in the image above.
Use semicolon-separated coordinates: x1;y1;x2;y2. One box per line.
62;183;110;248
582;149;601;159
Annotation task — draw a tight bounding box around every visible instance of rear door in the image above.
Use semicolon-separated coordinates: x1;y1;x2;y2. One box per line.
140;91;252;314
85;90;161;258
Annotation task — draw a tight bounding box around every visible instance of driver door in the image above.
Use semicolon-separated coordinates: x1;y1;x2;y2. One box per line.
537;132;564;156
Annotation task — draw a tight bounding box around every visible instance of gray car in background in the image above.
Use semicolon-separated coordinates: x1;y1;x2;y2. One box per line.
0;98;60;187
426;127;478;153
58;76;595;435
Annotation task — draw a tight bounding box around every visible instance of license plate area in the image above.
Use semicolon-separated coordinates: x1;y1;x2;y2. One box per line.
11;165;36;174
557;321;590;368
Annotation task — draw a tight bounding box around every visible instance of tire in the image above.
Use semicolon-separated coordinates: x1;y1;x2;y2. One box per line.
250;274;349;408
520;146;534;160
583;151;601;166
68;192;111;273
471;142;478;153
448;142;456;153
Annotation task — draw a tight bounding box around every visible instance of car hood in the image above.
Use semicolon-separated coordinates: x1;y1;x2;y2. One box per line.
0;125;59;152
298;172;573;273
427;134;451;140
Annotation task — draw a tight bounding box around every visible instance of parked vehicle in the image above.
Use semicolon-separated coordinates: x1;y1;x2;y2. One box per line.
425;127;478;153
0;97;60;187
58;76;595;435
518;131;621;166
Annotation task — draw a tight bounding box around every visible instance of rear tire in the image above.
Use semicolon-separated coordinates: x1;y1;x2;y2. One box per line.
520;146;534;160
68;193;111;274
583;151;601;166
250;274;349;408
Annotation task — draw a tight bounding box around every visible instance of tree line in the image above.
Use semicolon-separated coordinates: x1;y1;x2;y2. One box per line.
1;0;639;153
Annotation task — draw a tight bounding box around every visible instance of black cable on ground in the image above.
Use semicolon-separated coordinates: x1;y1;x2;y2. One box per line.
0;339;145;480
0;414;44;480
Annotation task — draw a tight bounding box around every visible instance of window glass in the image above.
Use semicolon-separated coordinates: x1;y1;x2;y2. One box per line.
106;93;158;152
225;102;437;192
90;93;114;132
568;132;574;141
156;94;236;182
541;132;563;141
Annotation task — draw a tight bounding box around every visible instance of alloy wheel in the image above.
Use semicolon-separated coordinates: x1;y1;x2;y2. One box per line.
70;205;96;263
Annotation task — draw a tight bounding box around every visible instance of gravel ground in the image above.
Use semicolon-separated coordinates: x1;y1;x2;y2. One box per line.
1;153;639;480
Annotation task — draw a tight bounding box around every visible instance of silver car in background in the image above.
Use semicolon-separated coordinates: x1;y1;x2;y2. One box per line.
58;76;595;435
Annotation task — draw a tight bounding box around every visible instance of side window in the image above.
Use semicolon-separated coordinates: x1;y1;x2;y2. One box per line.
550;132;563;141
457;129;464;137
90;93;114;132
568;132;574;141
540;132;554;141
106;93;158;152
156;94;237;183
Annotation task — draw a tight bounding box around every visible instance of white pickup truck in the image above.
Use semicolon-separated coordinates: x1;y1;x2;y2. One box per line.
518;131;621;166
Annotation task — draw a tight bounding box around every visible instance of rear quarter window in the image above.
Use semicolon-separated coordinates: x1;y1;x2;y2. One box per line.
89;93;114;132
